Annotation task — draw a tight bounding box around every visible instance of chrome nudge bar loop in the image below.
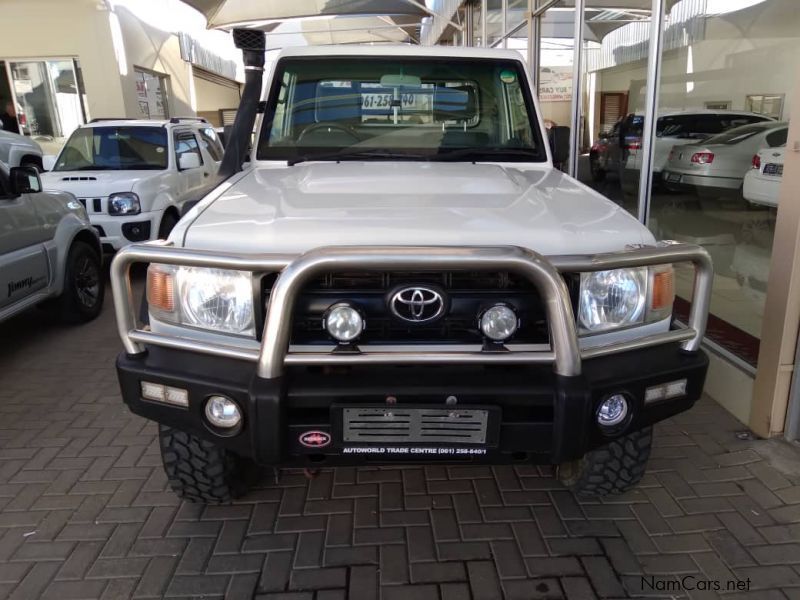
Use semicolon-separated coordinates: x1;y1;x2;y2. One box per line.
109;243;713;380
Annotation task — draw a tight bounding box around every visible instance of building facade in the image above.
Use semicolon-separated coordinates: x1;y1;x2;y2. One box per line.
0;0;242;154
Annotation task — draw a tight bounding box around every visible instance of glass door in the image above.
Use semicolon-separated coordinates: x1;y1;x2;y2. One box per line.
7;58;85;150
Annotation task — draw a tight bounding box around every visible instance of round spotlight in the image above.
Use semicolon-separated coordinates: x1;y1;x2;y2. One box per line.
479;304;519;341
323;303;364;343
205;395;242;429
597;394;629;428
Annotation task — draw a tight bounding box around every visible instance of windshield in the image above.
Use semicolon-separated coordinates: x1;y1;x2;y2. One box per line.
257;57;545;163
54;126;168;171
702;123;778;145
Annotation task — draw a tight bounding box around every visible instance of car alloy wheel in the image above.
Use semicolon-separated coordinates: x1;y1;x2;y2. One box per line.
74;254;101;309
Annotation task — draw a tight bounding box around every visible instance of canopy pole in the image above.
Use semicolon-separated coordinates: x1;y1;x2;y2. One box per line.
636;0;667;225
567;0;585;177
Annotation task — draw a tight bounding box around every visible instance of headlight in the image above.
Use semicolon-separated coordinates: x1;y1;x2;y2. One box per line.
108;192;141;216
147;265;255;336
578;265;674;334
579;268;647;333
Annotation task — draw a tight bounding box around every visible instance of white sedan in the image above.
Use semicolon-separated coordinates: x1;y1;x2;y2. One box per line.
743;146;784;208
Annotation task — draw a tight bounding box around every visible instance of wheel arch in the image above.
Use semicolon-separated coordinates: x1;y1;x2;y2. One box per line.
20;153;44;170
51;222;102;296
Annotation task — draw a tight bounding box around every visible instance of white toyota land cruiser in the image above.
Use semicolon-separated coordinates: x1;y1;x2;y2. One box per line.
41;118;223;252
111;38;712;503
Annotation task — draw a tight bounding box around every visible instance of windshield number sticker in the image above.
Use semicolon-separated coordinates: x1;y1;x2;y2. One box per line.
362;93;418;110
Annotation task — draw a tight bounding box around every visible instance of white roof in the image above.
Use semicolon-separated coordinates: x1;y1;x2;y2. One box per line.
275;44;526;61
81;119;208;129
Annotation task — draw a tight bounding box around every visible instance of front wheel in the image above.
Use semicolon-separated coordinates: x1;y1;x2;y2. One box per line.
558;427;652;497
54;241;104;323
159;426;251;503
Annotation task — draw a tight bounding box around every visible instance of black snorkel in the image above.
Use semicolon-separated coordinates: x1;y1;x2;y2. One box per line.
218;28;266;179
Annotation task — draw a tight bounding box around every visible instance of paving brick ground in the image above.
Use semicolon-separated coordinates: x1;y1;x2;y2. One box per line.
2;284;800;599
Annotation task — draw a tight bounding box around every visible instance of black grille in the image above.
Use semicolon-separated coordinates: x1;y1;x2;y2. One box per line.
259;271;575;347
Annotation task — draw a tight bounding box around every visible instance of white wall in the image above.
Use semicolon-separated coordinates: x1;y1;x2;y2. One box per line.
113;5;194;119
194;75;241;114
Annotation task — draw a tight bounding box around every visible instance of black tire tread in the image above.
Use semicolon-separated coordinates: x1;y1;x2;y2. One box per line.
159;425;246;504
559;427;652;497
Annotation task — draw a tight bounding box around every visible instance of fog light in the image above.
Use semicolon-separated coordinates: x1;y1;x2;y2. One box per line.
323;303;364;343
205;395;242;428
597;394;629;427
140;381;188;407
645;379;687;404
479;304;519;341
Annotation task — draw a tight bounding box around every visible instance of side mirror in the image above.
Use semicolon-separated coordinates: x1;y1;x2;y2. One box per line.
549;125;570;165
178;152;201;171
10;166;42;194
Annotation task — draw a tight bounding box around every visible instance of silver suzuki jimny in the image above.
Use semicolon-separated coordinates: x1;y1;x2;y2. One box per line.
110;33;712;503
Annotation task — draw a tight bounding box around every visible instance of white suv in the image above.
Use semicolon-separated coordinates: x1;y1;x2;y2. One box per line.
110;44;714;504
41;118;223;251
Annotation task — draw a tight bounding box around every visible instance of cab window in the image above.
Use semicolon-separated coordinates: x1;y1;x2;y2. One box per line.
258;57;545;163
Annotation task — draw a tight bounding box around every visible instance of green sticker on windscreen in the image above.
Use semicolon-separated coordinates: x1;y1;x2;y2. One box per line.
499;69;516;84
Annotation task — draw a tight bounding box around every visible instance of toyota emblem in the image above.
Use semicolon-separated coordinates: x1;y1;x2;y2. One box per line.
389;286;446;323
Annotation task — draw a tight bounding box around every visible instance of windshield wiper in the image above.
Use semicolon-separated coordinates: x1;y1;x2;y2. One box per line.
73;165;116;171
432;147;542;162
287;149;430;166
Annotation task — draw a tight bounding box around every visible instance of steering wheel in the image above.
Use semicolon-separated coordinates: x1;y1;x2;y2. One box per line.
297;122;361;145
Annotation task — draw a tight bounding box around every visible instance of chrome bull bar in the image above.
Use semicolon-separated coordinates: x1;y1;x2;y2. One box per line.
110;243;713;380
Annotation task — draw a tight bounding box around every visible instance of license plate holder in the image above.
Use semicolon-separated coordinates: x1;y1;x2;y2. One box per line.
763;163;783;176
331;404;501;451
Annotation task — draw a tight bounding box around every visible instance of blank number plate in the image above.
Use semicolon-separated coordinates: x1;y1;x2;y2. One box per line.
342;407;489;444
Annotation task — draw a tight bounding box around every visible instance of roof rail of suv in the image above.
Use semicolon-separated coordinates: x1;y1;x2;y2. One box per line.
89;118;137;123
169;117;208;124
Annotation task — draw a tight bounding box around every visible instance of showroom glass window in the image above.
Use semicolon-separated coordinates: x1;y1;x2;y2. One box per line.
650;0;795;367
566;0;795;368
134;67;170;120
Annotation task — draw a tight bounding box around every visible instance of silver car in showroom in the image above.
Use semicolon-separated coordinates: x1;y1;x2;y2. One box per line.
661;121;788;197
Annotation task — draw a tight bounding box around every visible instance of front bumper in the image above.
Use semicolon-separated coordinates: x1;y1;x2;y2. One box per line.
110;242;714;465
91;210;163;251
117;342;708;466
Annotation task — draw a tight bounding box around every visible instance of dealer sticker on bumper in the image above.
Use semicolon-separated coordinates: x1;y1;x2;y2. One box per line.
341;446;487;456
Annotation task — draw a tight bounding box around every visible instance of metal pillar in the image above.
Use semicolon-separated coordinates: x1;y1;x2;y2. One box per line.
502;0;508;48
528;0;540;91
465;1;475;46
482;0;488;46
567;0;585;177
636;0;667;225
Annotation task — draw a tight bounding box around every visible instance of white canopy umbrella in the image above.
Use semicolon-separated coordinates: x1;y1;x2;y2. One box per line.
183;0;428;29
